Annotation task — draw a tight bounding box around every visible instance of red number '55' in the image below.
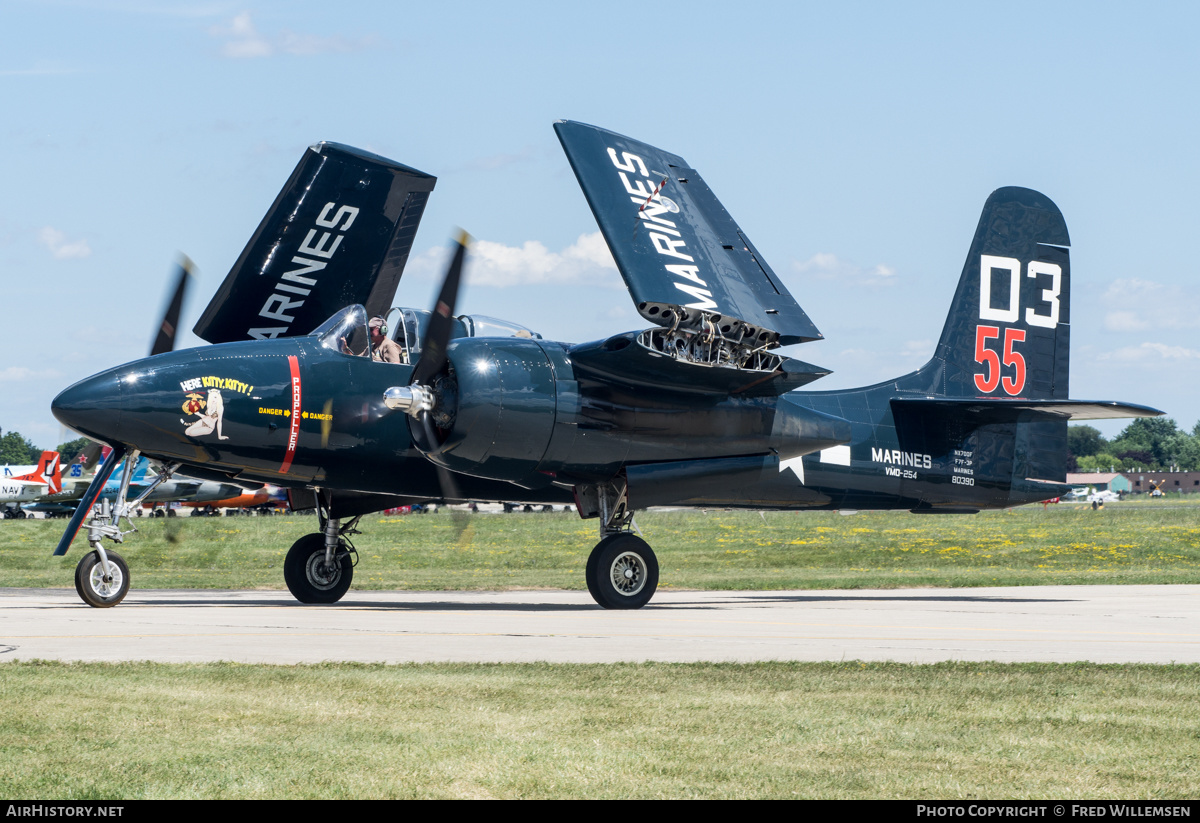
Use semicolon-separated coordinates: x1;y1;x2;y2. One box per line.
974;325;1027;395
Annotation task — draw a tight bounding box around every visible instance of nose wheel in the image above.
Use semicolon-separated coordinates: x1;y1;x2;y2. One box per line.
585;533;659;609
74;550;130;608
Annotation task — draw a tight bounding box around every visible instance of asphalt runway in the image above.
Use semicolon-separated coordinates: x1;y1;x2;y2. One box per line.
3;584;1199;665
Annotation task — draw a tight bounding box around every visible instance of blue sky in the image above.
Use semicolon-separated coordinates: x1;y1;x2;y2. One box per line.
3;0;1197;449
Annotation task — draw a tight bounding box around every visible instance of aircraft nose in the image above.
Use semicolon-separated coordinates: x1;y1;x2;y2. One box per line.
51;369;125;444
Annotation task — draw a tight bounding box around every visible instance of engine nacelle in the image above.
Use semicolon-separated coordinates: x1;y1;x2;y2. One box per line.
416;337;560;487
412;336;853;493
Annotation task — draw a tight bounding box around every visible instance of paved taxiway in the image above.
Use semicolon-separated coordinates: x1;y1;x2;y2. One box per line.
3;585;1199;664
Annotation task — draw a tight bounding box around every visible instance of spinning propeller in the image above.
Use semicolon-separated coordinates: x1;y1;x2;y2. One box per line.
55;256;194;555
384;231;471;526
68;256;194;472
411;229;468;451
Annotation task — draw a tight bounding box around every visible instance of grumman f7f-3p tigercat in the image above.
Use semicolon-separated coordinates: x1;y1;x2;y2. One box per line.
51;122;1160;609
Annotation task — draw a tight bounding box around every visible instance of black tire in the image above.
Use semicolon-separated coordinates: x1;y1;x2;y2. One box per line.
584;533;659;610
283;533;353;604
74;550;131;608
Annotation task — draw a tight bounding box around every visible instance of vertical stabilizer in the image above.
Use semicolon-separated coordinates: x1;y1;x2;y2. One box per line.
14;451;61;494
927;187;1070;399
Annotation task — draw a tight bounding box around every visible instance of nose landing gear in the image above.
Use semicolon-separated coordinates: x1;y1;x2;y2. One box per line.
68;452;181;608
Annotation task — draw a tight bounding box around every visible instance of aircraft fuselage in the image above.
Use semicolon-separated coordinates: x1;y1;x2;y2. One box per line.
51;331;1054;515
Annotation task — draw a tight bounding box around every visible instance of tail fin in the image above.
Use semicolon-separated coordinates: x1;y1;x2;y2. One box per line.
14;451;61;493
925;187;1070;399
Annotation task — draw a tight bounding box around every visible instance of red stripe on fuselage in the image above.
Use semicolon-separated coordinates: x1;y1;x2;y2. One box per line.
279;355;301;474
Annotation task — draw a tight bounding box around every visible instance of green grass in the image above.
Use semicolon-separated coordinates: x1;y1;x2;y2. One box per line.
3;500;1200;592
6;507;1200;799
2;660;1197;799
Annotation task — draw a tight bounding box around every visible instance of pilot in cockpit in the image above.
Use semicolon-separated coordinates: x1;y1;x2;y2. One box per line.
341;316;406;364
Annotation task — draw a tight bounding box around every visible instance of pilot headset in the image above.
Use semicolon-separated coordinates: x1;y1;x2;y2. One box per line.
369;317;388;337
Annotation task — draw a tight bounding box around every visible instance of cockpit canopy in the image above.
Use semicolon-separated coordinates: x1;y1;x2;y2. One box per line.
313;305;368;353
311;304;541;361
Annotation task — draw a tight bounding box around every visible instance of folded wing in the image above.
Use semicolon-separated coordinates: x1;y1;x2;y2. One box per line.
555;121;821;348
194;142;436;343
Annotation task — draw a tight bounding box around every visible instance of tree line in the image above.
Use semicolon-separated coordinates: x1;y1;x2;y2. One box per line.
1069;418;1200;473
0;429;90;466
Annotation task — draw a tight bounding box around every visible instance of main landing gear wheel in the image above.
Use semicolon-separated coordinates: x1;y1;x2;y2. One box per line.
74;550;130;608
585;533;659;610
283;533;353;604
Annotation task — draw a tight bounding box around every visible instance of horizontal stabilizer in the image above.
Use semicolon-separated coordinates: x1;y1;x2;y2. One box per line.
892;397;1163;421
195;142;436;344
570;332;830;397
555;121;821;347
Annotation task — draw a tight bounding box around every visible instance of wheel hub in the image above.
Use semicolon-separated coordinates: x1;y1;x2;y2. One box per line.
305;553;342;590
88;564;123;598
609;551;645;596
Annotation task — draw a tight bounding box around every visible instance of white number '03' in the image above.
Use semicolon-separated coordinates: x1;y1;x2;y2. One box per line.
978;255;1061;328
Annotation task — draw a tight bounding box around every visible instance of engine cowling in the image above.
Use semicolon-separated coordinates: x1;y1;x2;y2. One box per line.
413;337;560;487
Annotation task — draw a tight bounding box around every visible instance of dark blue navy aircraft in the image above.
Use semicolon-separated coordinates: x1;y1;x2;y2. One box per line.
51;122;1159;609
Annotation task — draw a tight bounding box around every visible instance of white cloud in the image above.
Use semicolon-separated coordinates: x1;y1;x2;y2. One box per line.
279;30;378;56
410;232;620;289
792;253;896;286
1100;278;1200;332
1104;311;1149;332
898;339;934;359
37;227;91;260
1103;278;1164;300
210;12;379;58
1100;342;1200;362
0;367;38;381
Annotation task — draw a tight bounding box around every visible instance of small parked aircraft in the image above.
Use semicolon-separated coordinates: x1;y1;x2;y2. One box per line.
0;452;62;518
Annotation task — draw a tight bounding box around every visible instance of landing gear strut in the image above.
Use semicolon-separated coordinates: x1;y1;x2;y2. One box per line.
283;498;359;604
72;452;180;608
578;478;659;609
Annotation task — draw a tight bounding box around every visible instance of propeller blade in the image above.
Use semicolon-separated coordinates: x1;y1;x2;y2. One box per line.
419;411;439;455
58;259;189;476
437;468;470;538
419;410;468;536
53;444;127;556
150;255;194;356
411;231;469;386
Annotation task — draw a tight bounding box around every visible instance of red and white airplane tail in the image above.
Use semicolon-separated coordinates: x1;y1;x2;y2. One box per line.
13;451;62;494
